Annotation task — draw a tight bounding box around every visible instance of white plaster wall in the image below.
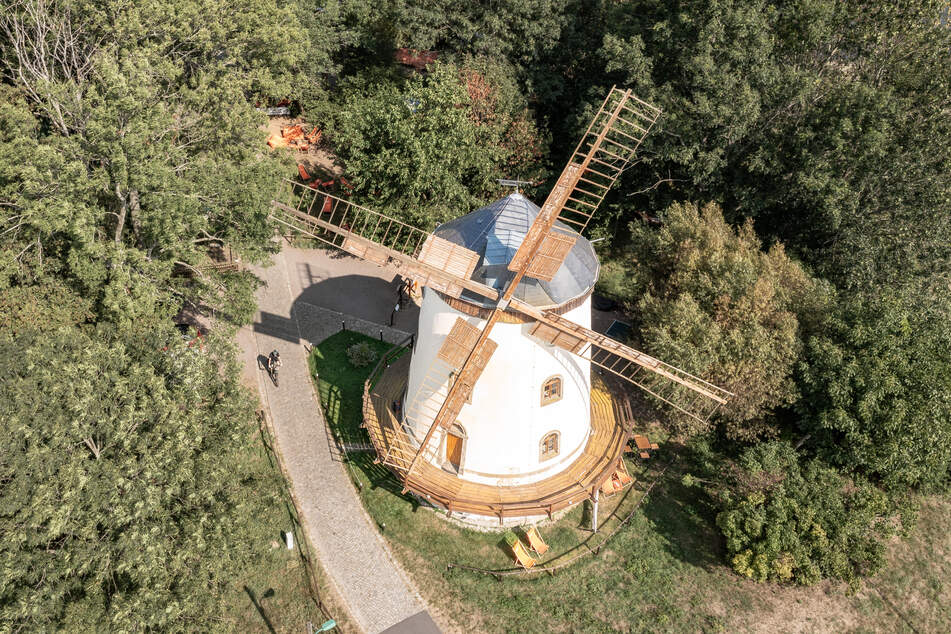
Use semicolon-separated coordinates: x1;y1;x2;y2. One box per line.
405;290;592;486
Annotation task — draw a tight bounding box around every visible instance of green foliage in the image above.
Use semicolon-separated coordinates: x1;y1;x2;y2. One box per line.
590;1;951;296
330;61;545;228
346;341;378;367
0;1;316;628
0;275;93;336
0;0;301;324
0;325;267;630
608;201;827;440
358;0;568;70
798;295;951;490
716;441;903;586
310;331;402;446
330;64;496;226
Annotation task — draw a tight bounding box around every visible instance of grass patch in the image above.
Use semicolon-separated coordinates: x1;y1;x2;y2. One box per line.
309;329;398;446
219;413;351;633
310;331;951;633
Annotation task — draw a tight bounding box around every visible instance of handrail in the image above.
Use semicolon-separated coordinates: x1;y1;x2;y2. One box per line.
362;334;416;465
366;333;415;389
446;459;671;578
363;367;633;518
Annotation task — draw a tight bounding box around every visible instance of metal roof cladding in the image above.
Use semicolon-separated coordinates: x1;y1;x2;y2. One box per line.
431;193;600;309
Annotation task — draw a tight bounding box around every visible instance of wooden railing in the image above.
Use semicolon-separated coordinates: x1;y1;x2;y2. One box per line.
361;334;416;471
362;356;634;522
446;458;672;579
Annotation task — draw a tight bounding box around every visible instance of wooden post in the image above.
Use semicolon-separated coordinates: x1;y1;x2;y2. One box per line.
592;488;600;533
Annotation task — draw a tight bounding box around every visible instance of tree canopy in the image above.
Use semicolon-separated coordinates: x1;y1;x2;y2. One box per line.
0;0;307;628
798;294;951;490
330;61;546;228
0;323;274;630
714;441;903;586
601;201;826;441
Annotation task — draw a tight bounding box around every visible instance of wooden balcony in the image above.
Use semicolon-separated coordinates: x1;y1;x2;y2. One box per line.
362;349;633;522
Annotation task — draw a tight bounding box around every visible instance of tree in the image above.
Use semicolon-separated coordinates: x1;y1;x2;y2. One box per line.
0;0;304;325
798;294;951;490
356;0;568;71
600;202;827;440
0;325;269;630
0;2;310;628
591;1;951;297
714;441;904;586
330;62;546;228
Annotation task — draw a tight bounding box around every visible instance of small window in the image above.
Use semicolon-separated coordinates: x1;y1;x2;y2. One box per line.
540;432;560;461
541;376;562;406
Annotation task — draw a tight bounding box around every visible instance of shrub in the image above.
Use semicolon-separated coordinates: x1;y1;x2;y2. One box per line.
346;341;378;368
715;441;905;586
797;294;951;490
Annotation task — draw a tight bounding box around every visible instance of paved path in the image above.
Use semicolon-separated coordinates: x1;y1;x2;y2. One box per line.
241;245;439;634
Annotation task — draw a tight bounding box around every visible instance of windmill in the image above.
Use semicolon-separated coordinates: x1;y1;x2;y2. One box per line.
271;87;732;525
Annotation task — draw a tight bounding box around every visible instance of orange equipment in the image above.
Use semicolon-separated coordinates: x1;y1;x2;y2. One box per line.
524;525;549;556
601;460;634;496
267;134;288;148
504;531;536;569
268;123;322;152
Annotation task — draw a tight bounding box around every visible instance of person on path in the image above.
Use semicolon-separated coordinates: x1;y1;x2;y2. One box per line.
266;349;282;384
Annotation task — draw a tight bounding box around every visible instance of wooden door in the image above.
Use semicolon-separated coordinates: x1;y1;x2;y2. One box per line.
445;432;463;470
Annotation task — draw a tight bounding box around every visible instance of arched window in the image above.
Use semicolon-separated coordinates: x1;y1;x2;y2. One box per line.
541;376;562;406
540;431;560;461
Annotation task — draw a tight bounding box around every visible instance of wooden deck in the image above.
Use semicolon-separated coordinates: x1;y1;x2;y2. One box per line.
362;352;633;521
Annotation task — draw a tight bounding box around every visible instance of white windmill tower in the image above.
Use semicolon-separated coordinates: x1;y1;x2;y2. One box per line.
404;192;599;487
272;88;732;525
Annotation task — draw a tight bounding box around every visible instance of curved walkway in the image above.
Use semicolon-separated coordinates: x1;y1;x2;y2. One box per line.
239;244;439;634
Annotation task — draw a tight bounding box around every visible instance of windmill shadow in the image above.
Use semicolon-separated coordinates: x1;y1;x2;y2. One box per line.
253;309;302;345
294;271;419;333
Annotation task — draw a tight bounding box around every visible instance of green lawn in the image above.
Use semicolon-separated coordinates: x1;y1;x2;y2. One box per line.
311;331;951;633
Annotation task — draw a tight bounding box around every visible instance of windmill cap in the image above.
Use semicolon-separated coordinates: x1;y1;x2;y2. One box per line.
432;193;600;309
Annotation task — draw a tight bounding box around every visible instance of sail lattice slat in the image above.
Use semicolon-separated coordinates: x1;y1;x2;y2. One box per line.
511;297;732;423
507;87;660;279
271;180;499;303
557;87;661;233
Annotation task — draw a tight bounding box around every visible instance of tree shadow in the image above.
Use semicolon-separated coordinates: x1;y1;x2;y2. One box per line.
348;452;420;510
253;310;302;345
243;586;277;634
640;444;725;572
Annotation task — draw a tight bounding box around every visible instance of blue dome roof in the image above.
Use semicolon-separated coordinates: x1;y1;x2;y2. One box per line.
432;193;599;308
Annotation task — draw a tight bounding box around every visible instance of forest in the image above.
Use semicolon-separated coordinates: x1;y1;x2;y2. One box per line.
1;0;949;629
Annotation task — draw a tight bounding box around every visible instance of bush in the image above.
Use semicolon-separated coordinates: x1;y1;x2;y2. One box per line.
609;201;830;440
346;341;378;368
715;441;906;586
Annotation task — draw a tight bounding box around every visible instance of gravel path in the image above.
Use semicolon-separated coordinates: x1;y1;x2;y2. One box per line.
243;245;439;634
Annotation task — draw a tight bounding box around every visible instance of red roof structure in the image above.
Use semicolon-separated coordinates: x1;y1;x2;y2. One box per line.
394;48;439;71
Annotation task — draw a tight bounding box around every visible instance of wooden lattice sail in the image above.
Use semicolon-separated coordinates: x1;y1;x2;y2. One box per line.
271;86;732;504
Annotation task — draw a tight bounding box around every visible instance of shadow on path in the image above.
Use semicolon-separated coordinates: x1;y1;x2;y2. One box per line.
295;271;418;332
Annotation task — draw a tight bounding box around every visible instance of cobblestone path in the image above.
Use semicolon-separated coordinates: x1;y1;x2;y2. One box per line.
243;245;439;634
